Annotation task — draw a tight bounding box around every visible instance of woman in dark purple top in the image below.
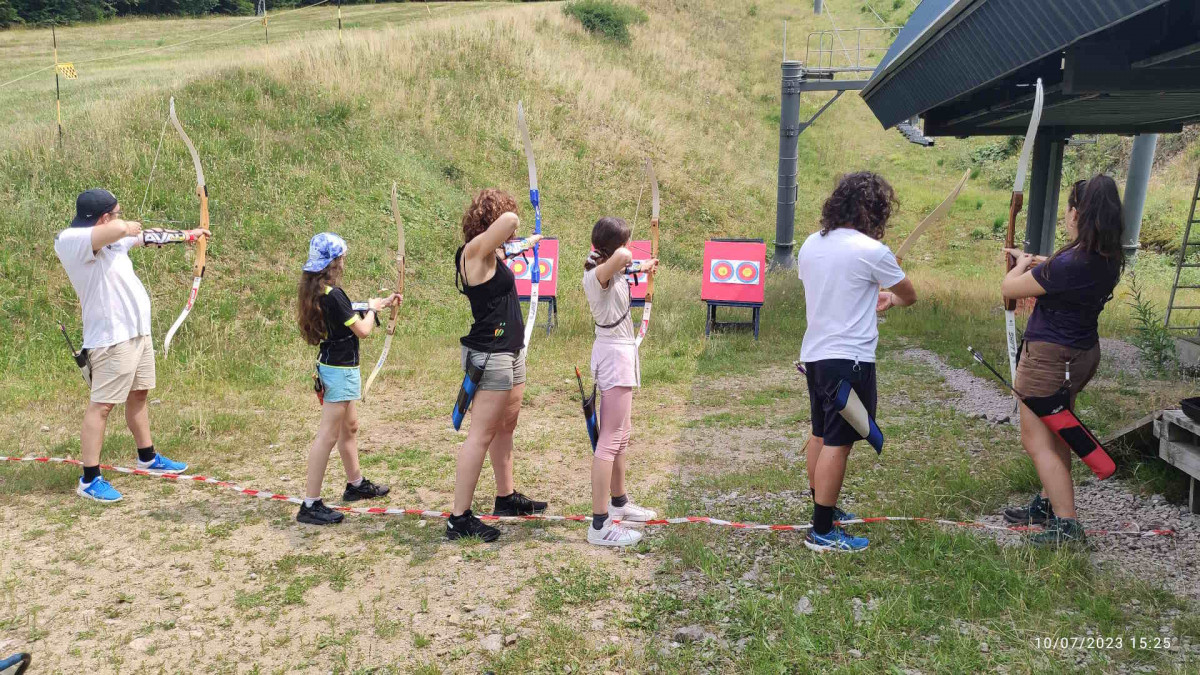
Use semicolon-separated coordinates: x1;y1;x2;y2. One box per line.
999;175;1125;546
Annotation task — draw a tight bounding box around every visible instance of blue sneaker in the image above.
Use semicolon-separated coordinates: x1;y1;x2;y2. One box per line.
833;506;857;523
77;476;123;503
805;526;869;552
137;453;187;474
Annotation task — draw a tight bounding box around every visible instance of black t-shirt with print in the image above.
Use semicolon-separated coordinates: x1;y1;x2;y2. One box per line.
318;286;362;367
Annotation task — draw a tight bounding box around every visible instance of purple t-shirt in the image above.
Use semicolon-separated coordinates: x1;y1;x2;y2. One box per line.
1024;248;1120;350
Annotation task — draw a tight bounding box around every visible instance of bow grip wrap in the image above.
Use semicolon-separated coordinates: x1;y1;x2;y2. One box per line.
452;355;489;431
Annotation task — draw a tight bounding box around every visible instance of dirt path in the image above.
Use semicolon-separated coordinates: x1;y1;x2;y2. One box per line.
0;377;685;672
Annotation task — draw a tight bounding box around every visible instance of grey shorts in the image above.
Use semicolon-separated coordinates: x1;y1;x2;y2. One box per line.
461;347;526;391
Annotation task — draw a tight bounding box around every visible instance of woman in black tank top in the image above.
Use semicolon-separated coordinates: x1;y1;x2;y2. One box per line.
446;189;547;542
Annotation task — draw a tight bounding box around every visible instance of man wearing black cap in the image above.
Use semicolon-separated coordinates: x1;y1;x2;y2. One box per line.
54;189;211;502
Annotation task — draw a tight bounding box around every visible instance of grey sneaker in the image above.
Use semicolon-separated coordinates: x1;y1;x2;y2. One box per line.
1004;494;1054;525
1029;517;1087;547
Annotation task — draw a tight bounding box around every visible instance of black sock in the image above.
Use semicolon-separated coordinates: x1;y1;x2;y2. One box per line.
137;445;156;463
495;492;514;503
451;510;473;522
82;465;101;483
813;503;834;535
610;494;628;508
592;513;608;530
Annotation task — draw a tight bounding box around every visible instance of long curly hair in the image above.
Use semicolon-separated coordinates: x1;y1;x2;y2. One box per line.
1046;173;1125;277
297;256;345;346
461;189;519;243
584;217;631;271
819;171;898;240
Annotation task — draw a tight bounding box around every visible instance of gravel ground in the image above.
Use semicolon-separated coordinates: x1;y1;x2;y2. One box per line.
903;347;1199;601
902;348;1020;424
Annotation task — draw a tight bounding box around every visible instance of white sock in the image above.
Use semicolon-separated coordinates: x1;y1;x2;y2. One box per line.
349;477;363;488
304;497;319;507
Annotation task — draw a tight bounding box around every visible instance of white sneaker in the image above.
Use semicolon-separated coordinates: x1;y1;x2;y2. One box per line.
609;501;657;522
587;518;644;547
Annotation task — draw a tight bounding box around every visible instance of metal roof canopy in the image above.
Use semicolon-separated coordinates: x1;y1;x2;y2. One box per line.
861;0;1200;138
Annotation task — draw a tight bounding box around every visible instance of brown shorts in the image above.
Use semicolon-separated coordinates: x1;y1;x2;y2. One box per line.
1014;340;1100;405
89;335;156;404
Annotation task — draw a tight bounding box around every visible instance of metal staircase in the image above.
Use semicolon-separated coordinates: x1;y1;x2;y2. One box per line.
1165;168;1200;339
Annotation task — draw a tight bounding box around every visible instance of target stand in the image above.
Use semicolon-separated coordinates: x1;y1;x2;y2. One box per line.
506;236;559;335
701;238;766;340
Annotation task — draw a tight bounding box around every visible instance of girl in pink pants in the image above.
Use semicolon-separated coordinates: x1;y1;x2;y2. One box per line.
582;216;659;547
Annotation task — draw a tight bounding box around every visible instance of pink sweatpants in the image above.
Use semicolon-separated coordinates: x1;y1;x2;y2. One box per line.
595;386;633;462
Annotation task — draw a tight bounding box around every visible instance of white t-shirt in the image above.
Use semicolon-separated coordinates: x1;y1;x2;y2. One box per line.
54;227;153;350
798;227;905;363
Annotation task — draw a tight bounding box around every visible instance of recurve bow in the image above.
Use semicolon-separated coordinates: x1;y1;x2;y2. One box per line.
894;169;970;264
635;158;660;348
1003;78;1044;410
362;182;406;402
517;101;542;350
162;97;210;355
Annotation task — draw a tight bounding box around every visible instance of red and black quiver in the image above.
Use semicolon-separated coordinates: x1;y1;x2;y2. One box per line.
1022;387;1116;480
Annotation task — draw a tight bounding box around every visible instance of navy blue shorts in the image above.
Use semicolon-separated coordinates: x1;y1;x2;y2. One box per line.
805;359;877;447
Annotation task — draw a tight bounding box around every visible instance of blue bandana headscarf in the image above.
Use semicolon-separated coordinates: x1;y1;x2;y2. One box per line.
303;232;347;273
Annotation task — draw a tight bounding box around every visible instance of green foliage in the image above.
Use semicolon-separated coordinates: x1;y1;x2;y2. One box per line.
1125;270;1177;376
562;0;647;44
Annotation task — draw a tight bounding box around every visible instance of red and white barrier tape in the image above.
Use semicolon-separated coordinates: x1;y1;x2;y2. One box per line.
0;456;1176;537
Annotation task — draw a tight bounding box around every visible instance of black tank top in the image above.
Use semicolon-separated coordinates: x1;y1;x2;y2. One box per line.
456;246;525;354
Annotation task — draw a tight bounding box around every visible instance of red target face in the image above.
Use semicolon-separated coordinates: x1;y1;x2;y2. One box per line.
736;261;760;284
509;259;528;278
711;260;735;282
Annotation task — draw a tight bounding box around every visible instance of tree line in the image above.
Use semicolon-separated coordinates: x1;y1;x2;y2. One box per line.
0;0;512;29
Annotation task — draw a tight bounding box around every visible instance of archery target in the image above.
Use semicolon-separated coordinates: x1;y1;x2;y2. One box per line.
701;239;765;304
505;237;559;297
736;261;760;284
710;259;759;284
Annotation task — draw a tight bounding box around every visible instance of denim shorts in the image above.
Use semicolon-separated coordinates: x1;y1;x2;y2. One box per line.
317;364;361;403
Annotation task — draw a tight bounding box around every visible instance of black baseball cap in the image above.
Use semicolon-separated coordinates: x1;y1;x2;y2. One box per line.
71;188;118;228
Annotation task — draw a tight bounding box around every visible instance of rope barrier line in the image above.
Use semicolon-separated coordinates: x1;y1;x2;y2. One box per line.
0;0;333;91
0;456;1176;538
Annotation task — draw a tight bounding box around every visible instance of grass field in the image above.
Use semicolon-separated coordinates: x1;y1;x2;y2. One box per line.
1;0;1198;672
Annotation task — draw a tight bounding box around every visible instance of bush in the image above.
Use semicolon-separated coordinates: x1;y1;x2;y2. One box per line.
563;0;647;44
1126;270;1177;376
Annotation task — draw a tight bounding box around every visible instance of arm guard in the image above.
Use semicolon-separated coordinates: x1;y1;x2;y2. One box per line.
503;236;539;259
141;229;197;247
351;302;382;327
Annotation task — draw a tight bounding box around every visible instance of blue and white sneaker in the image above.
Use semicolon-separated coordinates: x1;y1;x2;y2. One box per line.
137;453;187;474
77;476;123;503
805;527;869;553
833;506;857;523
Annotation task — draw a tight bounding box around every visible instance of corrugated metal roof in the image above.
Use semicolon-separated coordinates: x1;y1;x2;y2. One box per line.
861;0;1173;133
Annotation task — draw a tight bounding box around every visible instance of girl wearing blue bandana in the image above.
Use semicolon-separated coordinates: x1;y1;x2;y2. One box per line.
295;233;401;525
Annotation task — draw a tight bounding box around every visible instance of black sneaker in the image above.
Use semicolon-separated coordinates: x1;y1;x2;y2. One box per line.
343;478;390;502
1029;516;1087;547
297;499;345;526
446;510;500;542
1003;494;1054;525
492;491;547;516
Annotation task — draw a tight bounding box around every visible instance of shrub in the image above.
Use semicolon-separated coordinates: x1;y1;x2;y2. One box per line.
1126;270;1177;376
563;0;647;44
